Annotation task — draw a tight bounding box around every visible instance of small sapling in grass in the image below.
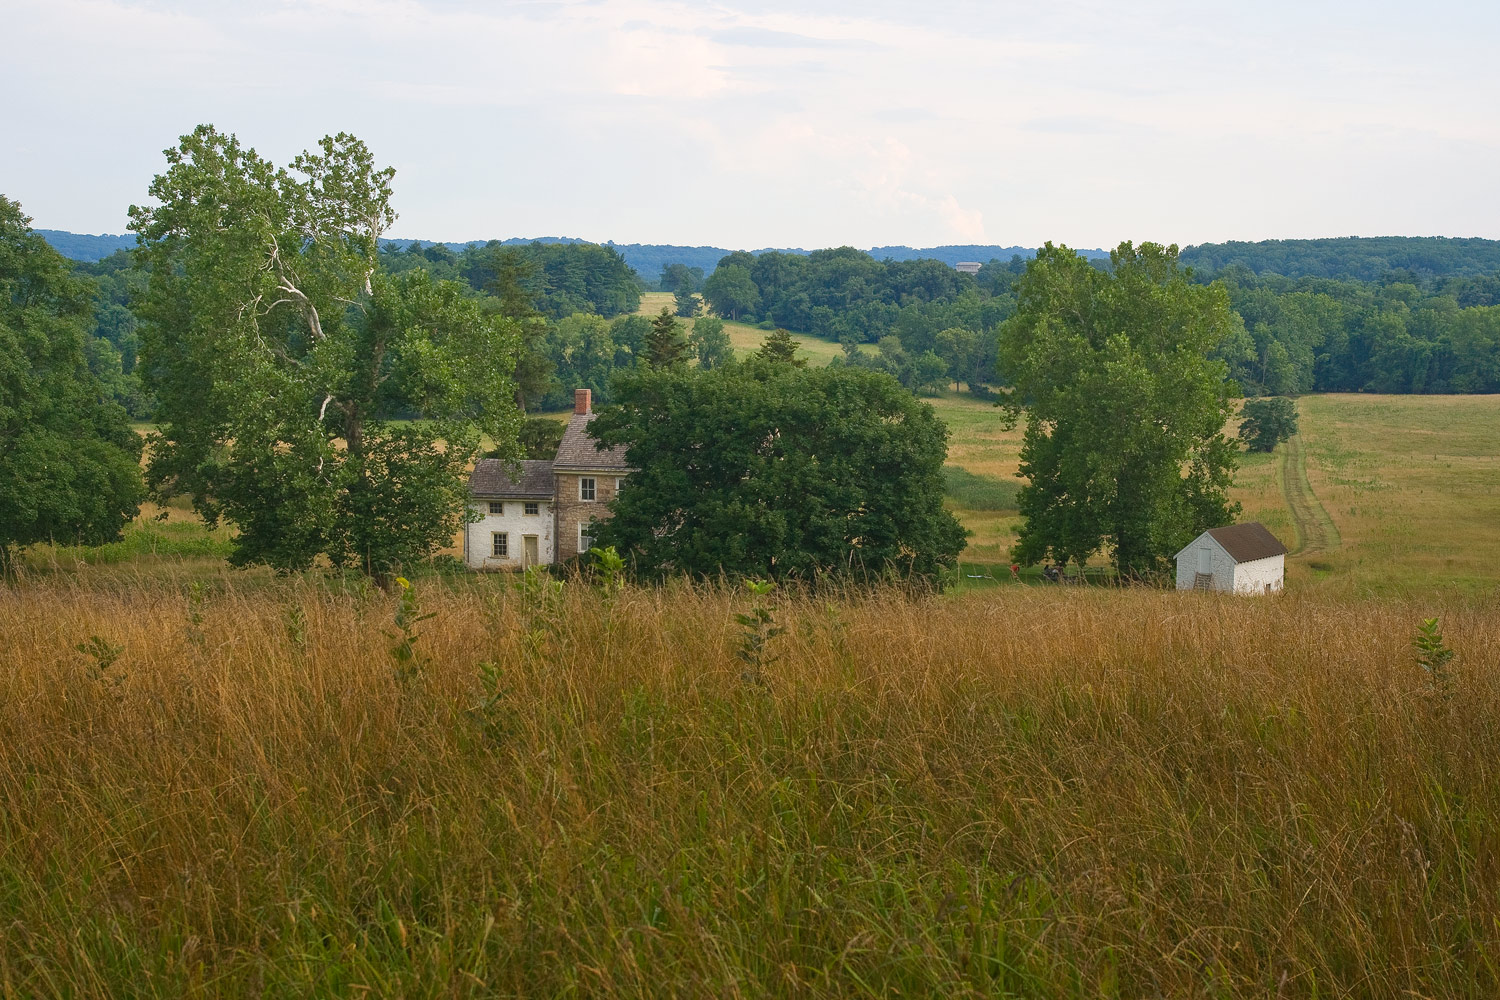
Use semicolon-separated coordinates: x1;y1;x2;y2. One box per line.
734;579;786;687
75;635;125;695
388;576;435;683
589;545;626;601
1414;616;1456;705
284;605;308;649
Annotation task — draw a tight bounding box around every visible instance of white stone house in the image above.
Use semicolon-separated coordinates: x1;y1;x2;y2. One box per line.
1174;523;1288;595
463;389;632;571
463;459;557;570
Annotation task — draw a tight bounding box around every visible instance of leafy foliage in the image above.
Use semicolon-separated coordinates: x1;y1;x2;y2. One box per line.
1239;396;1299;452
1000;242;1241;577
130;125;521;577
1413;616;1456;704
688;316;732;370
589;359;966;583
1182;236;1500;281
0;196;145;570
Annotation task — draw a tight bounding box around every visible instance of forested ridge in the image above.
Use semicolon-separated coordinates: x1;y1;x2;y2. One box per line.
49;231;1500;423
1181;236;1500;281
698;242;1500;396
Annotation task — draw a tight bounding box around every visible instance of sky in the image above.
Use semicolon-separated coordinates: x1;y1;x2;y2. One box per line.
5;0;1499;251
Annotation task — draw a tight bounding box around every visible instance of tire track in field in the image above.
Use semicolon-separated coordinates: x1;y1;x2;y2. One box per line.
1279;433;1340;555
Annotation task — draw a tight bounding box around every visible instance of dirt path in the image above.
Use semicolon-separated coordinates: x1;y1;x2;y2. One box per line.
1279;433;1340;555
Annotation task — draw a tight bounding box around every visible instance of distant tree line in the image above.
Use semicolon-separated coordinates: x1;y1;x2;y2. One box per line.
695;243;1500;396
1180;237;1500;282
1210;269;1500;395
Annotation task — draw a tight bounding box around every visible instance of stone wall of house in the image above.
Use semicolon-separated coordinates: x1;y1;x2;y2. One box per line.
554;472;626;561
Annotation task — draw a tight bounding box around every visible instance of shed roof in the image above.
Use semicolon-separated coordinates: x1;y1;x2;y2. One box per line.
553;412;631;472
468;459;555;499
1195;522;1288;563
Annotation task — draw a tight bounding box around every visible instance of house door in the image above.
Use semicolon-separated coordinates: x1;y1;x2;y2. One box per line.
523;535;540;568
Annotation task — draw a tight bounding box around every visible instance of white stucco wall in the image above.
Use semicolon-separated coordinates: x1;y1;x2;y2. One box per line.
1175;536;1236;592
465;500;553;570
1175;535;1285;595
1231;555;1284;595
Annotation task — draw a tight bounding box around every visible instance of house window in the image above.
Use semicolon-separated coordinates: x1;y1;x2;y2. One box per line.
488;500;504;515
491;532;508;558
615;477;624;493
523;501;540;516
579;477;596;501
580;521;595;552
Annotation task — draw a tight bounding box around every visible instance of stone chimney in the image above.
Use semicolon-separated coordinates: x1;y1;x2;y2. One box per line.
574;388;592;415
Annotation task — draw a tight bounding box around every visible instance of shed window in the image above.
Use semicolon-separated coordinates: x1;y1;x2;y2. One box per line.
579;477;596;501
523;501;540;516
488;500;504;515
491;532;508;558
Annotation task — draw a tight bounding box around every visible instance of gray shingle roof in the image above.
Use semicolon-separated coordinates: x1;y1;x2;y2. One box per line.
468;459;555;499
1205;523;1288;563
553;412;631;471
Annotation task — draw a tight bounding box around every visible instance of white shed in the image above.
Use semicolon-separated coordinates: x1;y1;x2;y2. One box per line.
1174;523;1288;595
464;459;556;570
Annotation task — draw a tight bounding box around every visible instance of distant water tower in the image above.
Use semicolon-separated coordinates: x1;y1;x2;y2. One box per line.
955;261;982;275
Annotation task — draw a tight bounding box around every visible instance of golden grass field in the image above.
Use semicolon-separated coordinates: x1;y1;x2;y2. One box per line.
7;307;1499;994
2;576;1497;996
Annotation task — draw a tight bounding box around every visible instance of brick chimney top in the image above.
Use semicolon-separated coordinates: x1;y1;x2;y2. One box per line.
574;388;592;415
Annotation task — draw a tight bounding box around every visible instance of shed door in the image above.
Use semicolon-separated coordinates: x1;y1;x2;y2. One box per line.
1196;545;1213;574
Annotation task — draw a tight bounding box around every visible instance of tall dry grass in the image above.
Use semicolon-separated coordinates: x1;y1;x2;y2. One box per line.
1;574;1498;997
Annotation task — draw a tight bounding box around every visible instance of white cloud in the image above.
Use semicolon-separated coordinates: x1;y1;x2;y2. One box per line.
1;0;1496;247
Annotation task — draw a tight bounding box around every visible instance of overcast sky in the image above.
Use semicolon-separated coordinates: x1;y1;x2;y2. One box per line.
5;0;1499;250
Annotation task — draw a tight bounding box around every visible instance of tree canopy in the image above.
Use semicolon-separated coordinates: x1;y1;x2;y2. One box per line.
131;125;521;576
999;242;1241;577
0;196;144;570
589;359;966;583
1238;397;1299;453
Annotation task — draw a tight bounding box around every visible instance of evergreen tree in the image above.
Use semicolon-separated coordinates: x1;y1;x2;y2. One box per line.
756;328;806;367
645;307;692;368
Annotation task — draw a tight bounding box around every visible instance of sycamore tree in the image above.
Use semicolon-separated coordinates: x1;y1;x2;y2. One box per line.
131;126;521;576
999;242;1240;577
589;358;966;583
0;196;144;572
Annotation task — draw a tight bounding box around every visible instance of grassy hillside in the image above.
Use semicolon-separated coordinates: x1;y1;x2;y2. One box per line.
637;292;854;366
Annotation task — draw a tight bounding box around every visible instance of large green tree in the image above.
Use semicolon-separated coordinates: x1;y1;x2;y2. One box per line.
701;264;759;321
688;316;732;369
999;242;1240;577
131;126;520;576
0;196;144;571
1238;396;1298;452
589;359;966;583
